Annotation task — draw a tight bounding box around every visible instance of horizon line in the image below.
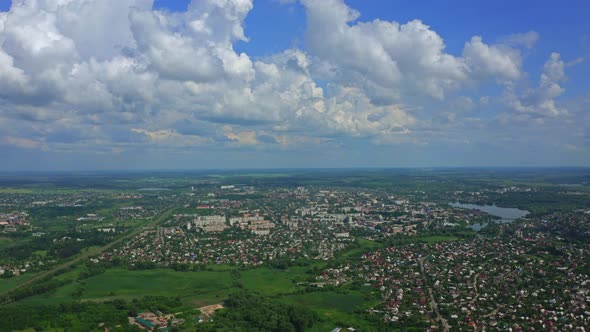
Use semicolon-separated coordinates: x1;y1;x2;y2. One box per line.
1;166;590;174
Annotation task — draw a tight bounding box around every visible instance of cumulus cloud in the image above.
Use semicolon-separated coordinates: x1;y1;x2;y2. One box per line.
222;126;258;145
301;0;528;102
317;86;416;138
0;0;582;159
0;49;28;96
301;0;468;101
462;36;522;81
505;52;568;117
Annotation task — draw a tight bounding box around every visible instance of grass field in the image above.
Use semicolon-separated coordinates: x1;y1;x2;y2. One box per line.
416;235;459;243
16;264;322;305
339;239;384;260
279;290;377;331
20;268;235;305
239;268;301;296
0;273;39;293
0;188;123;194
52;265;87;282
204;264;236;272
7;265;383;330
281;291;366;313
0;188;36;193
0;237;16;250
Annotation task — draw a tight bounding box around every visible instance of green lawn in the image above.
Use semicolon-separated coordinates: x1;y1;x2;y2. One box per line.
20;268;234;305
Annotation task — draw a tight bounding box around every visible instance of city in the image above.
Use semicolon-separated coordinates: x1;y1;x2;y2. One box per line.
0;0;588;331
0;169;588;331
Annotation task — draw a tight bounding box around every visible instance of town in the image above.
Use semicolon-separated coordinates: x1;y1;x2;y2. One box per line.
0;170;589;331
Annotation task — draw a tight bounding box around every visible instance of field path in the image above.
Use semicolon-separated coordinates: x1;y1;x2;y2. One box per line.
0;207;177;298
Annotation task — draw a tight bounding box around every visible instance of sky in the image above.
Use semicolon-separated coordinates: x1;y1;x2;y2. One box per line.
0;0;589;170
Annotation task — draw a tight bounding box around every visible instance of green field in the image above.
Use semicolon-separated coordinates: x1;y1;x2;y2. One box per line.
239;268;301;296
279;290;377;331
416;235;459;243
281;291;366;313
0;273;39;293
6;265;384;331
20;268;235;305
17;265;326;305
0;188;36;193
339;239;384;259
0;187;122;194
0;237;16;250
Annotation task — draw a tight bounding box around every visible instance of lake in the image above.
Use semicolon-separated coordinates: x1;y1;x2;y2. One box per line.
449;202;530;230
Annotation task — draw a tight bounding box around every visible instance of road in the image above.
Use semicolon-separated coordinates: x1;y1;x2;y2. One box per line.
418;256;450;332
0;207;177;298
472;272;480;300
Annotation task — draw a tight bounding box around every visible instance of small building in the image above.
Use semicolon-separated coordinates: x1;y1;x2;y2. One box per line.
135;317;155;331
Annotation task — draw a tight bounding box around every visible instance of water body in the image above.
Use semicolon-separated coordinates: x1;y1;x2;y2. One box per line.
449;202;529;231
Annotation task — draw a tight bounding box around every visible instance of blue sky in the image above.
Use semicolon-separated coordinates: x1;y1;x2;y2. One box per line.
0;0;588;170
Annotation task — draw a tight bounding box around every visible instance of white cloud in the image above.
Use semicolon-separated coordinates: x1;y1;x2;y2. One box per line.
1;135;45;149
131;128;211;146
463;36;522;81
0;0;583;158
300;0;531;106
0;49;28;96
301;0;468;101
222;126;258;145
317;86;416;138
500;31;540;49
129;10;224;82
505;52;567;117
56;0;152;60
453;96;475;111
